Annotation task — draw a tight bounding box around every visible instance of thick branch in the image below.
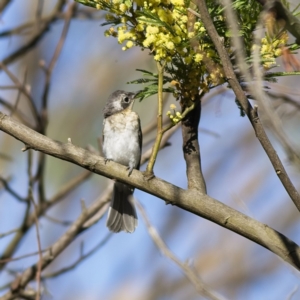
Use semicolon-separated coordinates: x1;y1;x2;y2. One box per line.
1;112;300;272
181;96;206;193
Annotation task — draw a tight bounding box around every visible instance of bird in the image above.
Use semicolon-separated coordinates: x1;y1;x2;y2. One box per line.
102;90;142;233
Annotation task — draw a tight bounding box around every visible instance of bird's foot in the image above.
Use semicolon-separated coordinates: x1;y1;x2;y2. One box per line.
126;166;134;176
104;158;112;164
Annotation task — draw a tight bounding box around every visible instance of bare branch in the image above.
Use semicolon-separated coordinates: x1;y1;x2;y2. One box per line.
0;62;40;127
0;97;32;127
27;150;42;300
137;201;226;300
0;170;91;267
0;0;67;68
0;177;27;203
44;214;73;226
286;285;299;300
40;1;76;133
0;0;12;14
0;248;49;264
1;187;110;299
1;112;300;271
42;233;112;279
0;228;18;239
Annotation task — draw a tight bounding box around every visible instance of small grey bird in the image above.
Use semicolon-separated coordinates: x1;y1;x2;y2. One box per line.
102;90;142;233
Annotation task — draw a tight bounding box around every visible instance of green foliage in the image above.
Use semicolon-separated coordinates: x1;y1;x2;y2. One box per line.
75;0;300;103
128;69;174;101
265;71;300;79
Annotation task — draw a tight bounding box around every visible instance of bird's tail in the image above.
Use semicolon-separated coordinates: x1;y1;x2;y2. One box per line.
106;182;138;233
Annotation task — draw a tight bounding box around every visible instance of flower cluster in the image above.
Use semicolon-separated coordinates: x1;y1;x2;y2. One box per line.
77;0;234;101
166;104;182;124
76;0;290;103
103;0;213;63
259;31;289;69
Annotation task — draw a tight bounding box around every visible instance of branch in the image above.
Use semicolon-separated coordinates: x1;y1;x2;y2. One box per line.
1;112;300;272
26;150;42;300
145;61;166;177
0;0;12;14
0;62;40;127
181;95;206;193
0;170;91;265
83;124;180;228
0;97;32;127
0;228;18;239
0;177;27;203
249;9;300;166
0;123;178;269
0;0;67;69
40;1;76;133
255;0;300;44
2;189;109;300
137;201;226;300
42;234;112;279
194;0;300;212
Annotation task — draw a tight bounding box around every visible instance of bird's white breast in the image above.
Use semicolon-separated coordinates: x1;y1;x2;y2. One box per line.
103;111;141;169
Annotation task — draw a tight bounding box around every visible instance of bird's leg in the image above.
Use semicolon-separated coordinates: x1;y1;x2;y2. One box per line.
126;166;134;176
104;158;112;164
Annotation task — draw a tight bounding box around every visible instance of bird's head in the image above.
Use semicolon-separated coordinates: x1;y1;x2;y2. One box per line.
103;90;137;118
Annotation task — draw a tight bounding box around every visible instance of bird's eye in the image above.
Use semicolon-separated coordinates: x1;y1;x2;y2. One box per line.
124;97;129;103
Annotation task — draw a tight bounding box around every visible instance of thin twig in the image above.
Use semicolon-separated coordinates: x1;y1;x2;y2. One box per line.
0;228;18;239
35;0;44;29
250;9;300;164
0;170;91;269
0;177;28;203
34;2;76;207
145;61;166;177
44;214;73;226
11;67;28;118
0;249;49;264
0;16;53;38
43;233;112;278
136;201;227;300
1;189;111;299
286;285;298;300
27;150;42;300
0;200;30;269
0;62;40;126
0;0;67;69
40;1;76;133
0;97;32;127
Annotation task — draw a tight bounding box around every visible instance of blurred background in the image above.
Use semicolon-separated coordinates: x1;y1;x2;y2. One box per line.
1;0;300;299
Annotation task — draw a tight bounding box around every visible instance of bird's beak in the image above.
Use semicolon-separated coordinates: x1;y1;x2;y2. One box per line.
129;100;135;109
